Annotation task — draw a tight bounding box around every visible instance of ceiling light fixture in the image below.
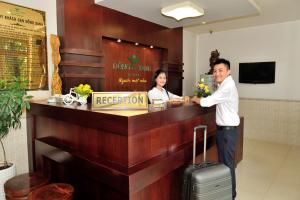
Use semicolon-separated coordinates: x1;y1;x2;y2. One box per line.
161;1;204;21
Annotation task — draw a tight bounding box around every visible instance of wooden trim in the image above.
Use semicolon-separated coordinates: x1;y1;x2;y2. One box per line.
61;73;104;78
60;61;103;68
60;48;103;57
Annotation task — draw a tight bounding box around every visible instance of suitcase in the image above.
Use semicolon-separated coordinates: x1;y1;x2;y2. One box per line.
182;125;232;200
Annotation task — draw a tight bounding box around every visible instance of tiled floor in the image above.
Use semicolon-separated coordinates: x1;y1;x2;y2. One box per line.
236;139;300;200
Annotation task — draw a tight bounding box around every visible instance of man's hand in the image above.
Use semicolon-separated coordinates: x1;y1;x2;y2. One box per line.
182;96;190;103
191;96;201;104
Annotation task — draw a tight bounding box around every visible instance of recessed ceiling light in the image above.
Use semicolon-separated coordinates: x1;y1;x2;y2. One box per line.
117;39;121;43
161;1;204;21
150;45;154;48
135;42;139;46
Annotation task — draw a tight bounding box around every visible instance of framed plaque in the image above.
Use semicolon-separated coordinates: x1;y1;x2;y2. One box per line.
0;1;48;90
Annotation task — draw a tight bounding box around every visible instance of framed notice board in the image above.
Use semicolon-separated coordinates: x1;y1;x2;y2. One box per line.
0;1;48;90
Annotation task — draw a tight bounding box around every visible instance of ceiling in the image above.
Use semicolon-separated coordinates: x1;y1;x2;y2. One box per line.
95;0;300;34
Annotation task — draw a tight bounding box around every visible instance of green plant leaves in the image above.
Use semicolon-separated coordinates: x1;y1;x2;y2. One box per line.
0;77;33;139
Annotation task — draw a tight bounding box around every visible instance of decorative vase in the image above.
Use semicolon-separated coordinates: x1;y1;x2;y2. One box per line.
200;74;216;94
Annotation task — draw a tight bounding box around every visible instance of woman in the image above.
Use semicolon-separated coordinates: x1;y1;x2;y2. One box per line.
148;69;189;103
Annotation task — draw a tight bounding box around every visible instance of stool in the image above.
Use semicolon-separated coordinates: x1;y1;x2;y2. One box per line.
4;172;49;200
28;183;74;200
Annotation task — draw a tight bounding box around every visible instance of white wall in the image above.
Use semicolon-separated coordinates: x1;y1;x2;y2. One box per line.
183;30;198;96
195;20;300;101
2;0;56;174
183;20;300;146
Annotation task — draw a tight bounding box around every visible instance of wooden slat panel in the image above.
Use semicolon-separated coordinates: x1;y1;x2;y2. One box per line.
60;60;103;68
60;48;104;57
61;73;104;78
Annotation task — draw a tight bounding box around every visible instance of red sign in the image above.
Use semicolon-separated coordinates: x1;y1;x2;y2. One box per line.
103;39;162;91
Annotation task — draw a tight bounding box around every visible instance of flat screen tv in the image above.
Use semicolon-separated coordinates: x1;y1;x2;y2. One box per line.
239;61;275;84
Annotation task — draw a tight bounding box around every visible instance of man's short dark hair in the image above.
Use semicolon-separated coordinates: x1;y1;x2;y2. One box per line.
213;58;230;69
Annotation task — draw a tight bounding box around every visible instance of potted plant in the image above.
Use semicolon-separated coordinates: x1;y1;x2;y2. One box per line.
0;77;32;197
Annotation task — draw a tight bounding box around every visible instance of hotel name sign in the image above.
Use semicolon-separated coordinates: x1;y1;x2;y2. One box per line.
113;54;152;85
92;92;148;110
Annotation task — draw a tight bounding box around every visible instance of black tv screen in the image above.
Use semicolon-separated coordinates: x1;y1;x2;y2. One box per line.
239;62;275;84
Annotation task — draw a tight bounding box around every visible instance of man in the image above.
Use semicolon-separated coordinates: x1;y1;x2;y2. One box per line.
191;58;240;200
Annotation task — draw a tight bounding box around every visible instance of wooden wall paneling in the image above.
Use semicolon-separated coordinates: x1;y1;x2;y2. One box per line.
168;28;183;63
56;0;65;47
139;24;166;48
167;70;183;95
59;48;104;93
102;8;139;42
56;0;183;94
58;0;102;51
161;61;184;95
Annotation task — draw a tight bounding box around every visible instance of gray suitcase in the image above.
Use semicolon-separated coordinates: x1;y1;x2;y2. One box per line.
182;125;232;200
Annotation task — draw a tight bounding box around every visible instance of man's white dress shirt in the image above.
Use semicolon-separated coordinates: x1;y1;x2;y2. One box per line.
148;87;181;103
200;75;240;126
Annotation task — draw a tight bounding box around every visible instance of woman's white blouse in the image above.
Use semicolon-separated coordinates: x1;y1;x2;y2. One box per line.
148;87;181;103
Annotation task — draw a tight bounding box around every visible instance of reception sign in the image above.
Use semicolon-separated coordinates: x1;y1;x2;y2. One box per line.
0;1;48;90
92;92;148;110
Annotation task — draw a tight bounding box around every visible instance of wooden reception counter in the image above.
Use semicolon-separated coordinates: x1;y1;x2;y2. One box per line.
27;101;243;200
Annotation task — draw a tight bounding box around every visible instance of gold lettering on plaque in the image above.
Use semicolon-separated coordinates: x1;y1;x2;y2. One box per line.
0;1;48;90
92;92;148;110
50;34;62;95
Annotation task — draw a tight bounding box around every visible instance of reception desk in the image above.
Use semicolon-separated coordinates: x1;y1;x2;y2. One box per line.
27;101;243;200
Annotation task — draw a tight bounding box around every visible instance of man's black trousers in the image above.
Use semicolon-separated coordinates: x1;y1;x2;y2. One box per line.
216;127;239;199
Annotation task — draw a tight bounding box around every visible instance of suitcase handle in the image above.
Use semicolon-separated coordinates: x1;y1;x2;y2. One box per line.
193;125;207;164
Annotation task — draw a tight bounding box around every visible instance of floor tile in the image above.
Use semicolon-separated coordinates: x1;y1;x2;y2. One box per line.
263;184;300;200
236;138;300;200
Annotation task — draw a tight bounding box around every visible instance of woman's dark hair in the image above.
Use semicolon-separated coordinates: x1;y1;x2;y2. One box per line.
150;69;167;89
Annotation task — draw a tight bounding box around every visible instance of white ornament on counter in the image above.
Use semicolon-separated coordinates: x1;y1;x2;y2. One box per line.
62;88;87;105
